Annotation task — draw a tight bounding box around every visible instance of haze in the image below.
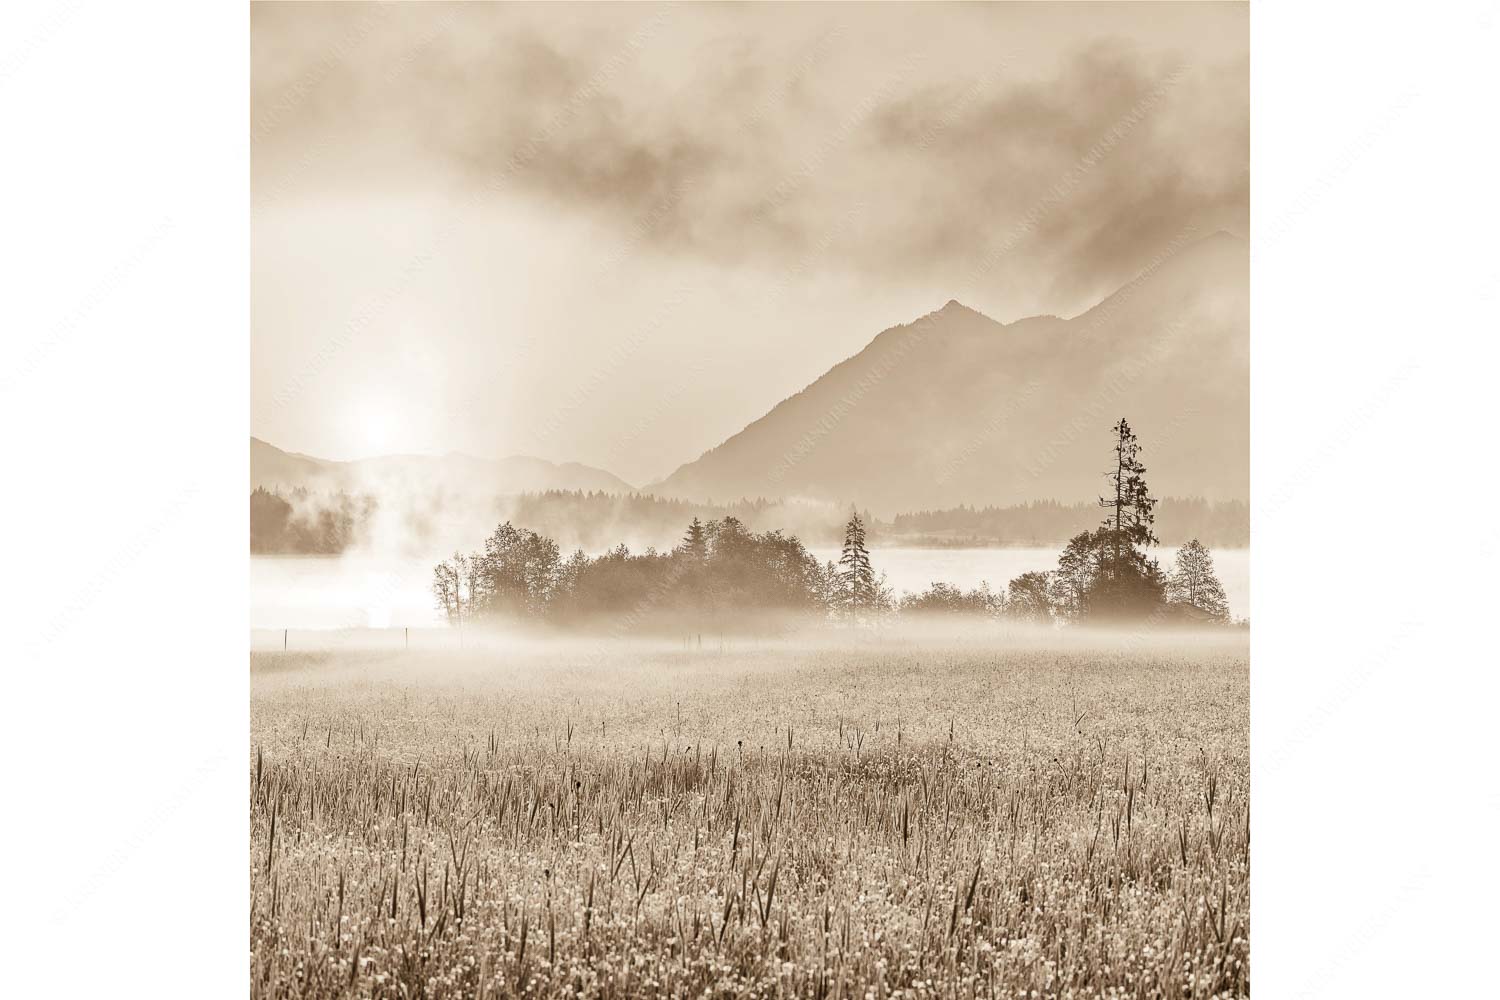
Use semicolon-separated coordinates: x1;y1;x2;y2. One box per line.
251;2;1248;485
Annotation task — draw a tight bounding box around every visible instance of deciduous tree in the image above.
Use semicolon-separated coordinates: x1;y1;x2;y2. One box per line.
1005;571;1054;624
1166;539;1229;621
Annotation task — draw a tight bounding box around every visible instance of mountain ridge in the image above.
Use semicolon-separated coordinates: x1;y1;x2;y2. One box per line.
250;437;636;495
649;232;1247;514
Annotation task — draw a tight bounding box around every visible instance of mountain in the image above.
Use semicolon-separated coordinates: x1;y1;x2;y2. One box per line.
651;232;1248;514
250;437;635;495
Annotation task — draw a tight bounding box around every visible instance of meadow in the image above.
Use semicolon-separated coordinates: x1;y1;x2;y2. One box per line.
250;629;1248;999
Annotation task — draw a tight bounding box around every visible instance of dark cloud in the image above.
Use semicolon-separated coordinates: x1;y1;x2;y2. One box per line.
253;3;1246;316
857;43;1248;306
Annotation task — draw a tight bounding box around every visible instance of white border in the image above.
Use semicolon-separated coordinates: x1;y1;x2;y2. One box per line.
1253;2;1498;996
0;3;246;992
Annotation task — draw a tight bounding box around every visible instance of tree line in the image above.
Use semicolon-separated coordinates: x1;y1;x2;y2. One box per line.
432;419;1236;631
889;496;1247;548
251;487;855;558
432;515;854;633
250;486;370;555
251;486;1246;555
250;487;864;555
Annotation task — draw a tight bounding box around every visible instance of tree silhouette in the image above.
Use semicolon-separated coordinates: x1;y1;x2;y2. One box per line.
1089;418;1165;619
1005;571;1053;623
681;516;707;559
431;551;472;626
250;486;293;553
901;581;1003;618
1099;417;1158;560
1051;528;1111;622
437;516;838;634
470;522;564;619
838;509;876;620
1166;539;1229;621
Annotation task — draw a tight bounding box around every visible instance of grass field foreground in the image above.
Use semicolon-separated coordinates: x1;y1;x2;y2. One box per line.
250;631;1248;999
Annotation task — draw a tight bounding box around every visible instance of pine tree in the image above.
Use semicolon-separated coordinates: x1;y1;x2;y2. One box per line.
682;517;707;559
838;509;875;620
1099;417;1158;561
1091;418;1165;619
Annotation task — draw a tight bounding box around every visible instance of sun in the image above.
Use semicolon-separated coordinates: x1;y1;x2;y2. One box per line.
342;395;401;457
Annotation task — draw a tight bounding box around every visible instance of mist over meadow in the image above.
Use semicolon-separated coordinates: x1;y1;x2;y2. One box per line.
249;5;1251;998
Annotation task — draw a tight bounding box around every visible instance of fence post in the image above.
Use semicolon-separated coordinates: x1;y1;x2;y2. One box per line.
283;628;287;652
405;626;409;650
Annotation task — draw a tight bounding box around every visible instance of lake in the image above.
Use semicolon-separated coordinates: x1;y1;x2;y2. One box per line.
252;546;1248;630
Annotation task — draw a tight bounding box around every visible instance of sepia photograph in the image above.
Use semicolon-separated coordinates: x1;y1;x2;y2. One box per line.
250;3;1247;996
7;1;1499;998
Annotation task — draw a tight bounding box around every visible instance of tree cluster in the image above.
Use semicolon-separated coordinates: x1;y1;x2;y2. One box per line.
250;486;370;554
899;582;1005;619
502;491;869;550
996;419;1233;625
432;515;852;634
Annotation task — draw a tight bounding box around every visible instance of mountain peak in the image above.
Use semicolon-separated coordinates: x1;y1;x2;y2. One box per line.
937;298;979;317
653;246;1247;512
918;298;1000;329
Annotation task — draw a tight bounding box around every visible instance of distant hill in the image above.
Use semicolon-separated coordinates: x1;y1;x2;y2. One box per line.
651;232;1247;515
887;497;1248;549
250;437;635;495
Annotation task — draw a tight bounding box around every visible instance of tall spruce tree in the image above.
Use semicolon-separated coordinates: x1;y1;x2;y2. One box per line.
1090;418;1165;619
1099;417;1158;561
838;509;875;620
682;517;707;559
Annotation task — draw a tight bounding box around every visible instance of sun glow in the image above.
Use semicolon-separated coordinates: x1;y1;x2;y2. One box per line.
341;395;403;457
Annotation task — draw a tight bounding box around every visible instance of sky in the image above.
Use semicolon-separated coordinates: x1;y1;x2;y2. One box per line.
251;1;1248;487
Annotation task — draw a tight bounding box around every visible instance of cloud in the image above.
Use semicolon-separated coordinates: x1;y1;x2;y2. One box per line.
856;43;1248;305
252;4;1247;315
